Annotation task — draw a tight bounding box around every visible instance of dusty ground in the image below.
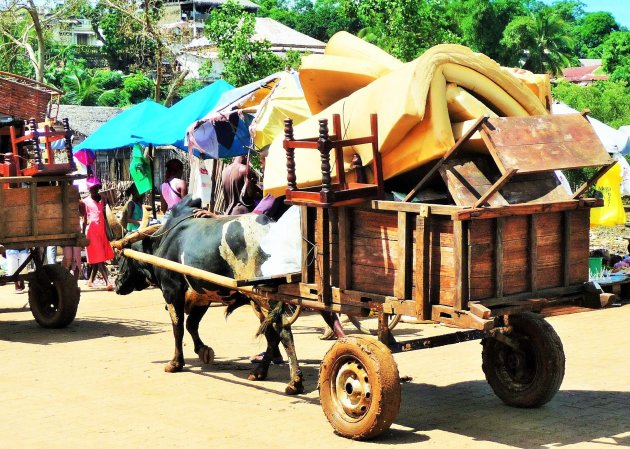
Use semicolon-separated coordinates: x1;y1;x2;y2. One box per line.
1;280;629;449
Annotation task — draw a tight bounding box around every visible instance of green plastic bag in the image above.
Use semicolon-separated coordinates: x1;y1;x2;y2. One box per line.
129;144;152;195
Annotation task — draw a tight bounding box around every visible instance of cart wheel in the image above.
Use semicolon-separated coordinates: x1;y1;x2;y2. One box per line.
28;265;80;328
347;313;402;335
482;312;565;408
319;335;401;440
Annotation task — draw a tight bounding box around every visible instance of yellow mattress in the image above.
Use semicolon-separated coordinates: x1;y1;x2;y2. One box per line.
263;32;549;197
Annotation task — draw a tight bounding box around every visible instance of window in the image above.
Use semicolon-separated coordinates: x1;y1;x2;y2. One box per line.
76;34;89;45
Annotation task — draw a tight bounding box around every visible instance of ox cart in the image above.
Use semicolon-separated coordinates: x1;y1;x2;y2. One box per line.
116;113;615;439
0;174;86;327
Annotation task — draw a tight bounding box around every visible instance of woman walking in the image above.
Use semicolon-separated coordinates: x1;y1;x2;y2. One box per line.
83;176;114;290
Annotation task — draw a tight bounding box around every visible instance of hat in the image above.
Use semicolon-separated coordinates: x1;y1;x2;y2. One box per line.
86;174;102;190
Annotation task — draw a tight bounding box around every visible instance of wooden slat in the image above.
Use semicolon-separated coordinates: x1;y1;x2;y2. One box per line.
474;168;517;208
338;207;352;290
563;210;571;287
415;214;431;319
439;158;509;207
456;199;601;220
495;217;504;298
300;206;312;283
529;214;538;293
395;211;414;299
316;207;331;303
453;220;468;310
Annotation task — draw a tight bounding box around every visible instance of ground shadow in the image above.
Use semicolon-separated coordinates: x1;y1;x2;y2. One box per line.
395;380;630;448
0;316;167;345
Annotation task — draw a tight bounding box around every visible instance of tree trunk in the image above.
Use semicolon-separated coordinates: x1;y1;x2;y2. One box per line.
27;1;45;82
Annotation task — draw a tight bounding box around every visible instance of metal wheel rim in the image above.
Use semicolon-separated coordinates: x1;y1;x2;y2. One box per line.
495;339;536;389
331;357;372;422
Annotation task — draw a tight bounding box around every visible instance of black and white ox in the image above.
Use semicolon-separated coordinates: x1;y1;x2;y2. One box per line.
115;196;307;394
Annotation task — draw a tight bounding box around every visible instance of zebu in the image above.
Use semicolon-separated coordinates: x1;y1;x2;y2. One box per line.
114;196;307;394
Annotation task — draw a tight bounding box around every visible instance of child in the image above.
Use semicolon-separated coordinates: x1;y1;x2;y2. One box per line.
83;175;114;290
124;184;145;233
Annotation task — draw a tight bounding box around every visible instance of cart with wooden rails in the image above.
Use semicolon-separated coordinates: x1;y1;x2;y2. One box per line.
116;112;614;439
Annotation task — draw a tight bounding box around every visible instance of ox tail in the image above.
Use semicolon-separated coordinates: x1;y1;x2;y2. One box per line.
224;294;251;319
255;301;284;337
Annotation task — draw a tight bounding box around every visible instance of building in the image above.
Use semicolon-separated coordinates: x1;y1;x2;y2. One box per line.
172;17;326;79
562;59;608;85
52;18;102;47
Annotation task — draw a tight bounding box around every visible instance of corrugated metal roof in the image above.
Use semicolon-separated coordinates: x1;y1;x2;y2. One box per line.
561;65;608;82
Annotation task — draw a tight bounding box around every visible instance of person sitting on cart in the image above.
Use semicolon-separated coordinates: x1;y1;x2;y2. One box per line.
161;159;187;218
124;184;145;234
83;175;115;290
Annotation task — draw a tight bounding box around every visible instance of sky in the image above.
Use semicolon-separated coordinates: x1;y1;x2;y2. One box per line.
542;0;630;29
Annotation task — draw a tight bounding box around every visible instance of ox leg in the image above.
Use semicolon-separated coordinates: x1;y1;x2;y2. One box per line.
165;299;186;373
277;323;304;395
186;305;214;364
247;325;277;382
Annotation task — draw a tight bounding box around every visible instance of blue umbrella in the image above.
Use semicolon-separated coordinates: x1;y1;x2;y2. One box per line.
73;99;169;152
138;79;234;149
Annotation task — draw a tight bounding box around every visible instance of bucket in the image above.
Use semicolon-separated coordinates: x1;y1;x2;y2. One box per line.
588;257;603;278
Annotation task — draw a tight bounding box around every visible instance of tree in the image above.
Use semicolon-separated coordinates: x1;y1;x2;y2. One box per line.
575;11;620;58
552;80;630;129
356;0;458;62
500;6;576;75
205;0;286;86
601;31;630;84
449;0;526;62
0;0;83;82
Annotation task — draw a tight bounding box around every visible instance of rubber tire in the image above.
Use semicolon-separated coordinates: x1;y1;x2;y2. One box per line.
347;314;402;335
319;335;401;440
28;265;80;328
482;312;565;408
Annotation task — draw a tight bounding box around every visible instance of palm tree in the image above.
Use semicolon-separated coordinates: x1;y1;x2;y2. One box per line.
500;7;576;76
61;67;104;106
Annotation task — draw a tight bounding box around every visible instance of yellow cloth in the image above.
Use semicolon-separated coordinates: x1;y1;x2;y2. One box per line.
590;162;625;226
252;72;312;150
263;32;548;197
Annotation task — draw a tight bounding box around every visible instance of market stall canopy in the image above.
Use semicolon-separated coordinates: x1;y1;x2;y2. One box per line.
73;99;168;152
138;79;234;149
262;31;552;197
186;73;285;159
551;102;630;155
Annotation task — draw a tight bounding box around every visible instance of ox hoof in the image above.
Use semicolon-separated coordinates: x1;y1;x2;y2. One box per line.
164;360;184;373
197;345;215;364
285;375;304;395
248;371;267;381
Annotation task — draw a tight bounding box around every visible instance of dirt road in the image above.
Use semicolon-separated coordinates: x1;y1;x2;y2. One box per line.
1;283;629;449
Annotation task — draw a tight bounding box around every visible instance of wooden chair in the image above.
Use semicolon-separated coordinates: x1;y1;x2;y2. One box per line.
283;113;384;207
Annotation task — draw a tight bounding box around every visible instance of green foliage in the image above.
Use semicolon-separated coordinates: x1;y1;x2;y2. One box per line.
602;31;630;84
86;3;158;72
450;0;527;62
500;6;576;75
94;70;124;90
198;60;214;80
177;79;205;100
205;0;285;86
61;67;104;105
552;80;630;129
120;72;154;105
575;12;620;58
356;0;459;61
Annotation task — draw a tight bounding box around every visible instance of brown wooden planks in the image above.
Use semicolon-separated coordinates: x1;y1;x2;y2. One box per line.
482;115;611;173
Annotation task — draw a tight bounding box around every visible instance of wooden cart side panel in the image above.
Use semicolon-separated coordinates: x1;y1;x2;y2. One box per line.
469;210;590;302
0;185;81;239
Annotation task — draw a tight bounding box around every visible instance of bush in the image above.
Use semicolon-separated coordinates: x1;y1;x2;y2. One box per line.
120;72;154;105
97;89;122;107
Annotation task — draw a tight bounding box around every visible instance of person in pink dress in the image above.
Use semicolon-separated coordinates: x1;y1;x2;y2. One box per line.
82;175;114;290
160;159;187;217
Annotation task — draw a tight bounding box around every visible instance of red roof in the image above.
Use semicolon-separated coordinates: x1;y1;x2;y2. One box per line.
562;65;608;82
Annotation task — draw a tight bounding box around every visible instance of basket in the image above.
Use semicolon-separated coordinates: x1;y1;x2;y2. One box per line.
0;72;62;121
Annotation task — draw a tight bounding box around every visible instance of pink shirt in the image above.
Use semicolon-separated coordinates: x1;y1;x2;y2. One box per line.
161;178;183;211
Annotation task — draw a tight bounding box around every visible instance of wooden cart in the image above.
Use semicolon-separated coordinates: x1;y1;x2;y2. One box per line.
117;112;615;439
0;174;86;328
